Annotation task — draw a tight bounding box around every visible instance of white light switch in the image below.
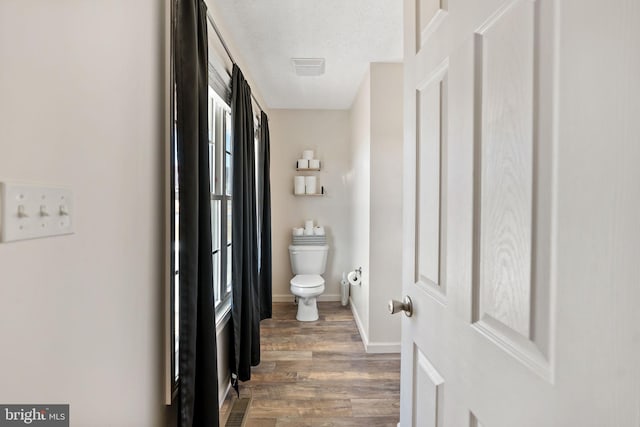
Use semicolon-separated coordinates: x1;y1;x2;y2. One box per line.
0;182;74;242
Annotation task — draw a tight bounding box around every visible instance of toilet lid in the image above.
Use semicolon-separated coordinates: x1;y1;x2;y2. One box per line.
290;274;325;287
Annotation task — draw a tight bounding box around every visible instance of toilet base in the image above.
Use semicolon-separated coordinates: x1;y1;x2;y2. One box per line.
296;297;319;321
290;282;324;322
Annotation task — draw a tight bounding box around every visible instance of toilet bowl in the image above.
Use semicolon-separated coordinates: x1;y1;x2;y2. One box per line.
289;244;329;322
290;275;325;321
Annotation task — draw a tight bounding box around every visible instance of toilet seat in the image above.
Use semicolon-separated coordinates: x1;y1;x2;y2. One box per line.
290;274;325;288
290;274;325;321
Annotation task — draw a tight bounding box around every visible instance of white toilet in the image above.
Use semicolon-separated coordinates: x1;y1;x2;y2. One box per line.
289;244;329;321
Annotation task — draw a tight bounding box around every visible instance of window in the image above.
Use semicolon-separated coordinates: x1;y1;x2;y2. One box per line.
254;116;262;266
209;87;233;310
169;75;232;396
172;94;179;386
167;5;235;404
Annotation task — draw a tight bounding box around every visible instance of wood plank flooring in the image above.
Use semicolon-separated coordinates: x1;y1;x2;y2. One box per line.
221;302;400;426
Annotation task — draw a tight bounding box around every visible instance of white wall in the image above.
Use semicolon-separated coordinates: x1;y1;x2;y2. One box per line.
348;63;403;351
0;1;167;425
369;63;403;345
349;71;372;336
204;0;268;112
269;110;352;301
0;1;268;423
267;65;402;351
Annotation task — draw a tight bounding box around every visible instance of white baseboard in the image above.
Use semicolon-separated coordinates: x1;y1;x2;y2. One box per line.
272;293;341;303
349;297;401;354
272;294;295;303
219;378;231;408
366;341;401;353
349;297;370;348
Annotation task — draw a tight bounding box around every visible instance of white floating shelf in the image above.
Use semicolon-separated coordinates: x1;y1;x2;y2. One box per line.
294;193;325;197
295;168;321;172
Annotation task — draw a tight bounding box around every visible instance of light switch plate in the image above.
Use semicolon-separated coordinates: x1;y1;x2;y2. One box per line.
0;182;74;243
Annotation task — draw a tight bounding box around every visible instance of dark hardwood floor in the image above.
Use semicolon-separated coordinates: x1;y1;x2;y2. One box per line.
221;301;401;426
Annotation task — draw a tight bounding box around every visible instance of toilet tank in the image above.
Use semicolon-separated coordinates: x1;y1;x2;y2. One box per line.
289;245;329;275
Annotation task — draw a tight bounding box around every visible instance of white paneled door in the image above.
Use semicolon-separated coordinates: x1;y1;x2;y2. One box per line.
399;0;640;426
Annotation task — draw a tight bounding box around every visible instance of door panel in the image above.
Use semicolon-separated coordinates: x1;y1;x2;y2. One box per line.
402;0;559;425
471;0;554;381
415;62;448;300
469;413;484;427
401;0;449;425
403;0;640;425
473;0;535;340
413;346;445;427
416;0;448;50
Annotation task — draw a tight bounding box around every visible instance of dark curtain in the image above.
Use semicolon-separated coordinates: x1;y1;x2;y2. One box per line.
175;0;219;426
230;64;260;388
258;111;272;320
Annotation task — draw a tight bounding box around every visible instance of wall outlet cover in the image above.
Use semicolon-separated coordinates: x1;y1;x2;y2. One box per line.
0;182;74;243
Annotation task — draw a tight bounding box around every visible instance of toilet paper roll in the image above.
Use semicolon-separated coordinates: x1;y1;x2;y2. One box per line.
348;270;361;286
304;219;314;229
313;226;325;236
292;227;304;236
294;176;305;195
303;227;314;236
309;159;320;169
297;159;309;169
305;176;317;194
302;150;314;160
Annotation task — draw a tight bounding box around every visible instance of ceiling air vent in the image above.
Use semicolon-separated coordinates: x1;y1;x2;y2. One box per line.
292;58;326;76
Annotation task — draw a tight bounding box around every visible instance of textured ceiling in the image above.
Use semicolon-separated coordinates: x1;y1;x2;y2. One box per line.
214;0;403;110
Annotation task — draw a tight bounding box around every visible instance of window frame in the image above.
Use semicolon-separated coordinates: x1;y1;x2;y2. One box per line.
167;68;233;405
209;87;233;318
